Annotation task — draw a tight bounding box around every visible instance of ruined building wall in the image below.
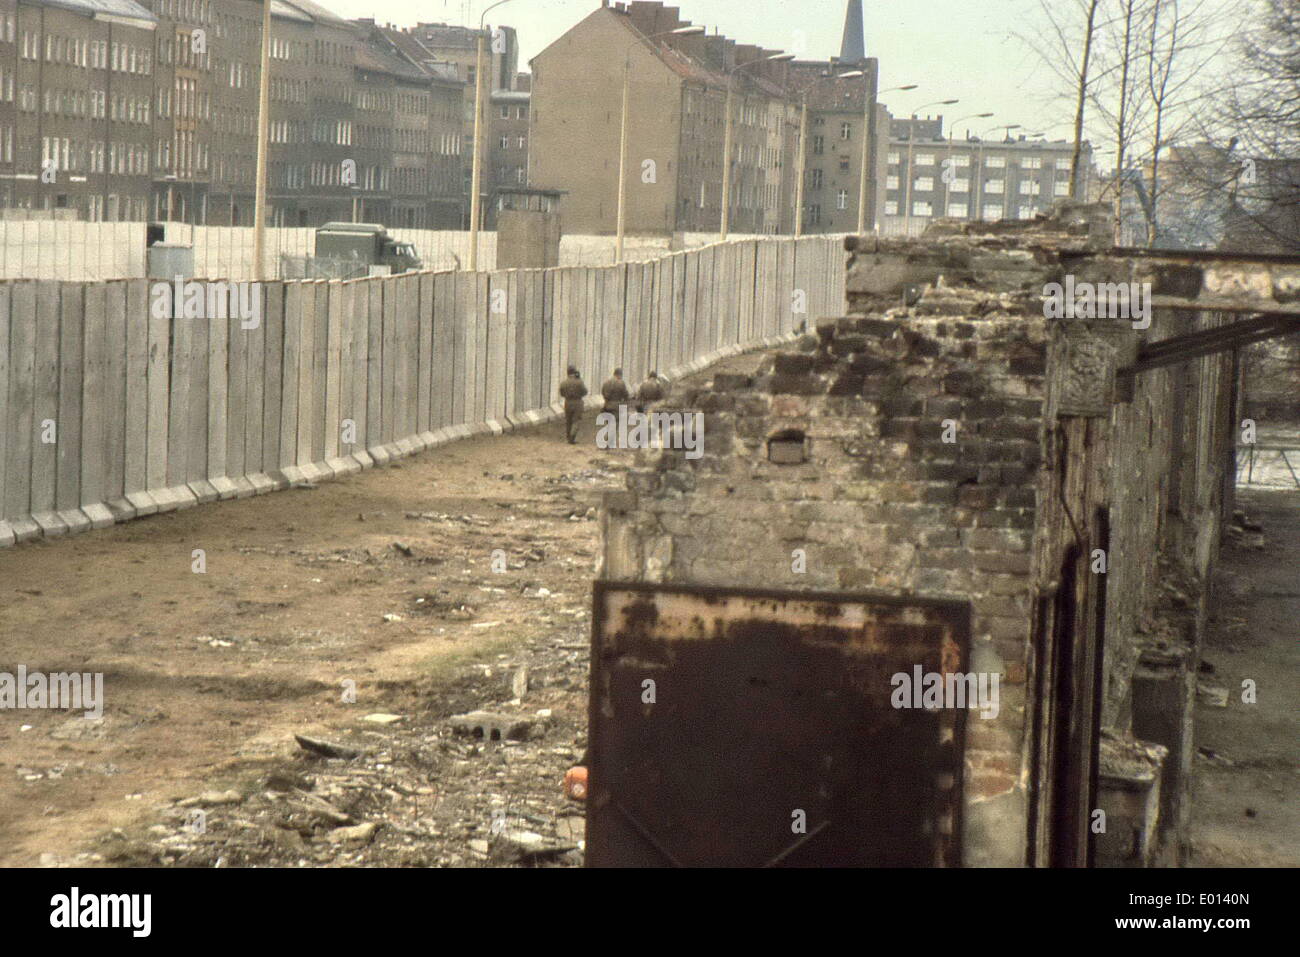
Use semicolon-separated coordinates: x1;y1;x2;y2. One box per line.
600;207;1238;865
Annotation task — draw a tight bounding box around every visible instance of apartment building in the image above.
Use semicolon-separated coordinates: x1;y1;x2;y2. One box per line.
0;0;158;219
0;0;469;228
531;0;811;237
884;116;1093;235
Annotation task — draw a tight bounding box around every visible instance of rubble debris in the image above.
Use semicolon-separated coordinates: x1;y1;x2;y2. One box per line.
448;710;542;742
293;735;361;760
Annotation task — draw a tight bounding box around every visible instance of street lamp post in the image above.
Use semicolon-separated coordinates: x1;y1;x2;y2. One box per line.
469;0;519;272
939;111;992;220
720;51;793;240
615;25;704;262
901;98;958;236
863;83;916;233
794;69;863;237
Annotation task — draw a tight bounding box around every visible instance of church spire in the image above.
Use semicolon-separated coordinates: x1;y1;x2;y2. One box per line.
838;0;865;62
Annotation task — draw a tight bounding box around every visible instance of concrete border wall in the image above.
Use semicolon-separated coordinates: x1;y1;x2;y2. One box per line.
0;235;844;547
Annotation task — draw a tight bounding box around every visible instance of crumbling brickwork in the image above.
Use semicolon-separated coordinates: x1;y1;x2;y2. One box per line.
599;204;1240;866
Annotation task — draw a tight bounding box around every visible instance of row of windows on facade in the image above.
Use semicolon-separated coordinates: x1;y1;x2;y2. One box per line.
881;200;1048;219
27;131;207;177
8;26;154;77
888;151;1073;171
883;175;1071;196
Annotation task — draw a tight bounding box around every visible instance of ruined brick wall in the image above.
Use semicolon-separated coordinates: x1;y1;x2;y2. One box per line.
599;205;1237;866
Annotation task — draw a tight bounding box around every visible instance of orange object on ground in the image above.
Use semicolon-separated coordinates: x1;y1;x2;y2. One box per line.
564;765;588;801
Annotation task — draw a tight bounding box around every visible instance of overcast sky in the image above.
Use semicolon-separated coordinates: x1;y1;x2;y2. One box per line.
322;0;1241;160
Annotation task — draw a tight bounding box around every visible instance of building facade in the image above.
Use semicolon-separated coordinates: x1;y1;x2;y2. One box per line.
0;0;469;228
884;117;1094;235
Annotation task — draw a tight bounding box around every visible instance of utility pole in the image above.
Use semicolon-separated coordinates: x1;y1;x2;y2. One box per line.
253;0;272;281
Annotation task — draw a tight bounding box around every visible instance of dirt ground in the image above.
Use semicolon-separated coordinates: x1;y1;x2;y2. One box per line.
1188;488;1300;867
0;406;636;867
0;354;765;869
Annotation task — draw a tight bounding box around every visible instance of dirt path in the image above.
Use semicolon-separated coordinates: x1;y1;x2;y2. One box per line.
0;408;631;866
0;354;768;868
1189;488;1300;867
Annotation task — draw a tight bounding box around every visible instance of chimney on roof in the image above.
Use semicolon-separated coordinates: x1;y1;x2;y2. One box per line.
839;0;865;62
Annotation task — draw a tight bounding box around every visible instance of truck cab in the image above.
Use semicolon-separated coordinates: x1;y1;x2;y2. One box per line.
315;223;423;274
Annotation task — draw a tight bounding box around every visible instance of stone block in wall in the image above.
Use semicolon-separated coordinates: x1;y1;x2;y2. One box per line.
1096;732;1168;868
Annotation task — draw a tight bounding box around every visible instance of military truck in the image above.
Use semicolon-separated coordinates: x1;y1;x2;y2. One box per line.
314;223;422;275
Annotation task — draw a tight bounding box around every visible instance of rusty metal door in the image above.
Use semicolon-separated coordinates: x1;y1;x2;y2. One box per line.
587;582;970;867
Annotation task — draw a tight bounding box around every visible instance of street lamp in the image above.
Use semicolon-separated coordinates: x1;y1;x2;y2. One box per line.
946;111;993;219
469;0;520;271
793;69;863;237
900;98;958;235
720;51;794;240
863;83;916;233
975;123;1019;222
615;24;705;262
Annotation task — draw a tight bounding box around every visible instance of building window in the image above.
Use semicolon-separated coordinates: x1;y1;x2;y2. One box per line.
1019;180;1041;195
1054;180;1069;196
985;179;1004;194
839;158;849;172
915;153;934;166
915;176;934;191
947;202;967;217
982;204;1002;220
811;135;824;155
809;169;823;189
912;201;932;217
887;151;899;165
886;175;899;190
950;154;970;167
951;178;969;192
884;200;898;215
1055;157;1071;171
1022;156;1042;169
1018;205;1034;219
985;155;1005;168
836;189;848;210
840;122;851;140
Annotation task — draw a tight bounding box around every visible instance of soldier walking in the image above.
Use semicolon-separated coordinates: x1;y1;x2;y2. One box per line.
635;371;665;414
559;366;588;444
601;367;630;414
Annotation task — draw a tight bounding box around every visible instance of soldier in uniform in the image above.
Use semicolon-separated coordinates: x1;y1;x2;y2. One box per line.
559;366;588;444
635;371;665;413
601;368;630;414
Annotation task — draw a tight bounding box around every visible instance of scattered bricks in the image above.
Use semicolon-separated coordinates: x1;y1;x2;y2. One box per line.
769;373;824;395
773;353;816;376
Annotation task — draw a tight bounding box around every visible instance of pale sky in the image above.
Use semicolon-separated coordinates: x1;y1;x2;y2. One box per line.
322;0;1242;160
